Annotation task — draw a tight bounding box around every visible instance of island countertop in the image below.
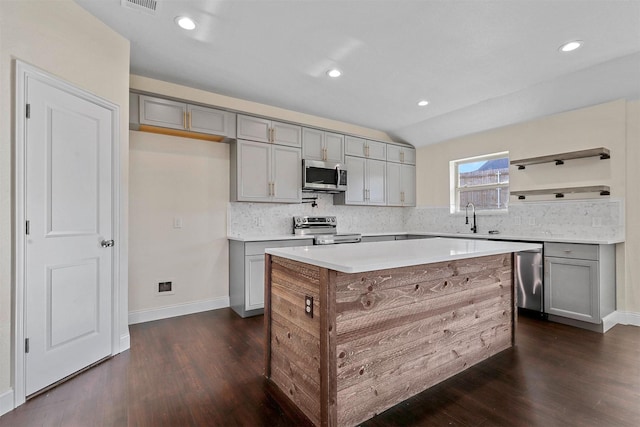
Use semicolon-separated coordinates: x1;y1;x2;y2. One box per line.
265;237;541;273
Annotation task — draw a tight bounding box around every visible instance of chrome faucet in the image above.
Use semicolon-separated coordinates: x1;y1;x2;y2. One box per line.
465;202;477;234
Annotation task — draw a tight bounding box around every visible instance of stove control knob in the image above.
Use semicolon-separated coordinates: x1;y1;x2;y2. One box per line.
295;217;302;224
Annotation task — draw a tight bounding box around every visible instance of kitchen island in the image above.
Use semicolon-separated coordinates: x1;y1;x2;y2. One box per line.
264;238;541;427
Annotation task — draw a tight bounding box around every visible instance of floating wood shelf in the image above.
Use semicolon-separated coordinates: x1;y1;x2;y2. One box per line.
511;147;610;170
511;185;610;200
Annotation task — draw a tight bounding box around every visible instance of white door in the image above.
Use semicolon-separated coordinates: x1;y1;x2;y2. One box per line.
24;77;114;395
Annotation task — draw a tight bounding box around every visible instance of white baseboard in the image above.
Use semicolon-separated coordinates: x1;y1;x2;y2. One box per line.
615;310;640;327
0;388;14;416
119;333;131;352
128;296;230;325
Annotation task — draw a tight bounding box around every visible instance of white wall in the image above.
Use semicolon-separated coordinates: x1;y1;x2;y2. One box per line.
415;99;638;314
0;0;130;405
128;132;230;319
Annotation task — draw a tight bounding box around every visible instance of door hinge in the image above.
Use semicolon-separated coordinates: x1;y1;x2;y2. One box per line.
26;104;30;119
25;220;30;235
25;338;30;354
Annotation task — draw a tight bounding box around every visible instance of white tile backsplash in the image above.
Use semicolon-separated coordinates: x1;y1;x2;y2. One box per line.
228;193;405;236
403;198;624;241
228;195;624;242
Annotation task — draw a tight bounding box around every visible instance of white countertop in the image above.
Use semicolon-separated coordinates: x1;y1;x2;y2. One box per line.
265;237;542;273
229;232;623;245
227;234;315;242
406;231;624;245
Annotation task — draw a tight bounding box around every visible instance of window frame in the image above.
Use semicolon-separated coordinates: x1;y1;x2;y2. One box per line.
450;152;510;214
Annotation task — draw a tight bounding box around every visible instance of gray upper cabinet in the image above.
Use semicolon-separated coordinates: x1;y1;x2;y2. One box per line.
387;144;416;165
230;139;301;203
138;94;234;137
335;156;386;206
345;136;386;161
237;115;301;147
387;163;416;206
302;127;344;163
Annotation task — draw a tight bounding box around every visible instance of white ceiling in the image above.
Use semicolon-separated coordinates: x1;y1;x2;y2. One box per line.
76;0;640;147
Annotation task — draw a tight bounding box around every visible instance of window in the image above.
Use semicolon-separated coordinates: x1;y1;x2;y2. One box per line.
450;152;509;213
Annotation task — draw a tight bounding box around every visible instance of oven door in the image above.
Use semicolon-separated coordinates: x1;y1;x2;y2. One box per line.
303;159;347;192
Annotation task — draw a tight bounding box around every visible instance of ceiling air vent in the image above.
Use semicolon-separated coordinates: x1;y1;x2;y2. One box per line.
121;0;159;15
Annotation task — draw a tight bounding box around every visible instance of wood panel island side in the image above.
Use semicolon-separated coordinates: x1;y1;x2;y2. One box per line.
263;238;541;427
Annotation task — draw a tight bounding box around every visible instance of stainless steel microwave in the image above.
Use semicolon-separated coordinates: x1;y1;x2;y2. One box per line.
302;159;347;192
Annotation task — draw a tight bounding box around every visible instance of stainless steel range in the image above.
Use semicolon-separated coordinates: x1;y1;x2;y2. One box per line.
293;216;361;245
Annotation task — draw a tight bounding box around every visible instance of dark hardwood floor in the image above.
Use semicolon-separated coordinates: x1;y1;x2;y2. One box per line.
1;309;638;427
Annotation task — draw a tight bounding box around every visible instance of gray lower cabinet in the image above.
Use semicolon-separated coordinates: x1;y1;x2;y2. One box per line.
544;242;615;326
229;238;313;317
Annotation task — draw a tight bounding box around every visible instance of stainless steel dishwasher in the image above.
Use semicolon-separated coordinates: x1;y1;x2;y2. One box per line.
514;247;545;318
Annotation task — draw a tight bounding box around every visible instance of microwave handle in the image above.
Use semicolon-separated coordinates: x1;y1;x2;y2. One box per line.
335;165;341;187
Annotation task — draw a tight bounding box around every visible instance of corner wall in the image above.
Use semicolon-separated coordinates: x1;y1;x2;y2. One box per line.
0;0;130;408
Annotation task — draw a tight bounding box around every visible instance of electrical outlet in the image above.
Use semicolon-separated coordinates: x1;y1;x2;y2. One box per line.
173;217;183;229
157;280;175;295
304;295;313;318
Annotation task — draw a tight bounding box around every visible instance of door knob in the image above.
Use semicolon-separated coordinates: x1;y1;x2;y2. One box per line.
101;239;114;248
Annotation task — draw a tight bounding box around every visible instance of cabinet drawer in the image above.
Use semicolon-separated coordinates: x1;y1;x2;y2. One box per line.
245;239;313;256
544;242;598;260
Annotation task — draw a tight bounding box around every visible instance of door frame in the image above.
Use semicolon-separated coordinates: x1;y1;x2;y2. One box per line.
13;60;121;406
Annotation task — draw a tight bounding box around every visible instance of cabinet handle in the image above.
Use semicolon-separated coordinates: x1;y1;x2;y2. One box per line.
401;151;405;163
183;111;187;129
272;182;276;196
272;127;276;143
366;145;370;157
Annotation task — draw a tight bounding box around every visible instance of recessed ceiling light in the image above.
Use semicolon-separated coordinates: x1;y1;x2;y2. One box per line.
327;68;342;78
559;40;583;52
417;100;429;107
175;16;196;31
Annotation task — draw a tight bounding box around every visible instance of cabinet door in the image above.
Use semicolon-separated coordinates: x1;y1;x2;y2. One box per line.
324;132;345;164
302;128;325;160
367;140;387;160
236;140;271;202
139;95;186;130
367;159;387;205
545;257;599;323
386;144;402;163
403;147;416;165
272;121;302;147
271;145;302;203
345;136;366;158
386;162;402;206
237;115;270;142
245;254;265;310
344;156;367;205
401;164;416;206
188;104;228;135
